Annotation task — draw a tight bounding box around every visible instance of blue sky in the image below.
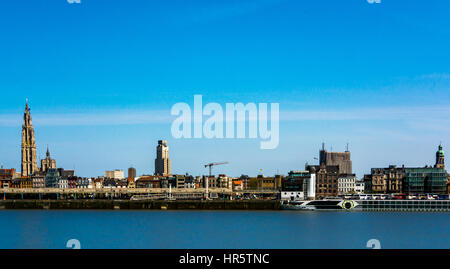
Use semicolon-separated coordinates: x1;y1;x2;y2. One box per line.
1;0;450;178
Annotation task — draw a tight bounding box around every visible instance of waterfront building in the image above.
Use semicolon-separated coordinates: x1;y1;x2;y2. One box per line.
202;175;217;189
40;147;56;173
155;140;171;176
58;168;75;178
194;176;202;189
11;178;33;189
364;165;404;194
58;177;68;189
239;175;250;190
78;177;91;188
21;101;38;177
247;175;282;190
175;174;186;188
68;176;78;188
45;168;60;188
115;179;128;188
135;175;161;188
355;180;365;194
92;177;103;189
103;178;116;188
161;176;176;188
0;169;16;180
0;178;11;188
32;175;45;188
10;179;21;188
128;167;136;182
217;174;234;190
281;171;310;201
306;164;339;198
184;175;196;188
403;167;447;194
337;174;357;195
105;169;124;179
319;143;352;174
232;180;243;191
305;143;352;197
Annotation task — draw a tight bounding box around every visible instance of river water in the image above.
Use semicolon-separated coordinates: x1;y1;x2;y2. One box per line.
0;210;448;249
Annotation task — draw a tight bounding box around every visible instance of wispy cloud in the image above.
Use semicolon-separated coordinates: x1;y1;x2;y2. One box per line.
280;106;450;121
0;110;171;127
1;105;450;127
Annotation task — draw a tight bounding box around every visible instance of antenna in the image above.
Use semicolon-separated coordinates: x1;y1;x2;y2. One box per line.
346;142;349;152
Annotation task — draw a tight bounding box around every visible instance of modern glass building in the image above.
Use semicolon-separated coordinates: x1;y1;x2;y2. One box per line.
403;167;447;194
45;168;60;188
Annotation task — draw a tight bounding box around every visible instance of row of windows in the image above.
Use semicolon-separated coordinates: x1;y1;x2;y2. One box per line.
360;200;450;205
361;204;450;209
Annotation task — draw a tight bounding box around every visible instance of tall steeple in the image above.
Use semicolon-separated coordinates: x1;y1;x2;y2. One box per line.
21;100;38;177
435;143;445;170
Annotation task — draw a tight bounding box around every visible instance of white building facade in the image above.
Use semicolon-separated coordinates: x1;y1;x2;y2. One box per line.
355;181;365;194
338;175;357;195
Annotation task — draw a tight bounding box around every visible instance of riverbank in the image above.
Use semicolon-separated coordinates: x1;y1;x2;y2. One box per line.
0;199;281;210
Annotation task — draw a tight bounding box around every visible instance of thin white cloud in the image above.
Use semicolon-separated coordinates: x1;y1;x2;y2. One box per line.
0;110;171;127
281;106;450;121
1;106;450;127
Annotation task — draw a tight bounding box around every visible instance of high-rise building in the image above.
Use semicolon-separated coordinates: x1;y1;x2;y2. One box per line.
435;144;445;170
128;167;136;182
21;101;38;177
155;140;171;176
319;143;352;174
40;147;56;173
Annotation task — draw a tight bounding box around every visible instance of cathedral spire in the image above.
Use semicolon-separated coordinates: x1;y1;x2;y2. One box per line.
21;101;38;177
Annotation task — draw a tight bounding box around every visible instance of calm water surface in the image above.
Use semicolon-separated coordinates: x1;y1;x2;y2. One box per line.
0;210;448;249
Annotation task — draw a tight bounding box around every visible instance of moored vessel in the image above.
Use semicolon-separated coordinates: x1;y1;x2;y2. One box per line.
282;199;450;212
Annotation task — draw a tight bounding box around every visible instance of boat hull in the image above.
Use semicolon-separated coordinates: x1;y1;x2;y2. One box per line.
282;199;450;212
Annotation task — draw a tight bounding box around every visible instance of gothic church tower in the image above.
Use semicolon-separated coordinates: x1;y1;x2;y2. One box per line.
21;100;38;177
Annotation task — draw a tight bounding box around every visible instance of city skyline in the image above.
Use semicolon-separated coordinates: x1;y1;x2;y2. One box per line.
1;1;450;177
2;100;448;179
